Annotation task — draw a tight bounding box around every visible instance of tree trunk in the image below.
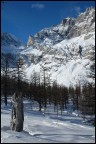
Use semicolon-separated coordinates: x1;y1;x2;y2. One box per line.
10;92;24;132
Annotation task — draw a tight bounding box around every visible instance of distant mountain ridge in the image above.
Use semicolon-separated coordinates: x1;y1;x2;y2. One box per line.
1;32;24;47
27;7;95;48
1;32;25;54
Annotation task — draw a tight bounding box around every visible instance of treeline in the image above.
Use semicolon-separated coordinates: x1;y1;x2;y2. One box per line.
1;71;95;118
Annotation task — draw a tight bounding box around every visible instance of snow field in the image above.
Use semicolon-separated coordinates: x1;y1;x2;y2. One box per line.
1;98;95;143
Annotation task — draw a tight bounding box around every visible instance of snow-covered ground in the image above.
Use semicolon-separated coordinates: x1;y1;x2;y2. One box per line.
1;98;95;143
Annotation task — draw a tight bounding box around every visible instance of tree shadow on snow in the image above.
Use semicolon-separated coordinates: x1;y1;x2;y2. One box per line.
1;126;10;131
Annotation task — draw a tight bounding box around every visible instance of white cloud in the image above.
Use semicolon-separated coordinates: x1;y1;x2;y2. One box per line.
74;6;81;14
31;3;45;9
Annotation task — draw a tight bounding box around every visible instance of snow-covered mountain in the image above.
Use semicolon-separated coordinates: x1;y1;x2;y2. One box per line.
1;33;26;69
1;33;25;54
1;7;95;87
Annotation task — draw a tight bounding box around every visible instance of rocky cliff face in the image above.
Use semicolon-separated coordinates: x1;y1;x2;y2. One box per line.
27;35;34;47
67;7;95;38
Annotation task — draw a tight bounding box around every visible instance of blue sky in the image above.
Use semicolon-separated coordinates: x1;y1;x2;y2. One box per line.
1;1;95;43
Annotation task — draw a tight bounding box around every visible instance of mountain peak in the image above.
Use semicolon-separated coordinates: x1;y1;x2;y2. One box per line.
27;35;34;47
1;32;24;47
61;17;76;26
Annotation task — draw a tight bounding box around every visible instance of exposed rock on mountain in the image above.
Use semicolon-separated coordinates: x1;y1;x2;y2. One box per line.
67;7;95;38
27;35;34;47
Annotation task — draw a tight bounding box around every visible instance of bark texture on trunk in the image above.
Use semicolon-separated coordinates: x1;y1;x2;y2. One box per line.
10;92;24;132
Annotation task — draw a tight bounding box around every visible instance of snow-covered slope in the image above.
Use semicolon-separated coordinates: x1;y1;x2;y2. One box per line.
1;98;95;143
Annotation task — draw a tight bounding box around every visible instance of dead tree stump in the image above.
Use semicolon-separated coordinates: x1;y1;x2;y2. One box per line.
10;92;24;132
